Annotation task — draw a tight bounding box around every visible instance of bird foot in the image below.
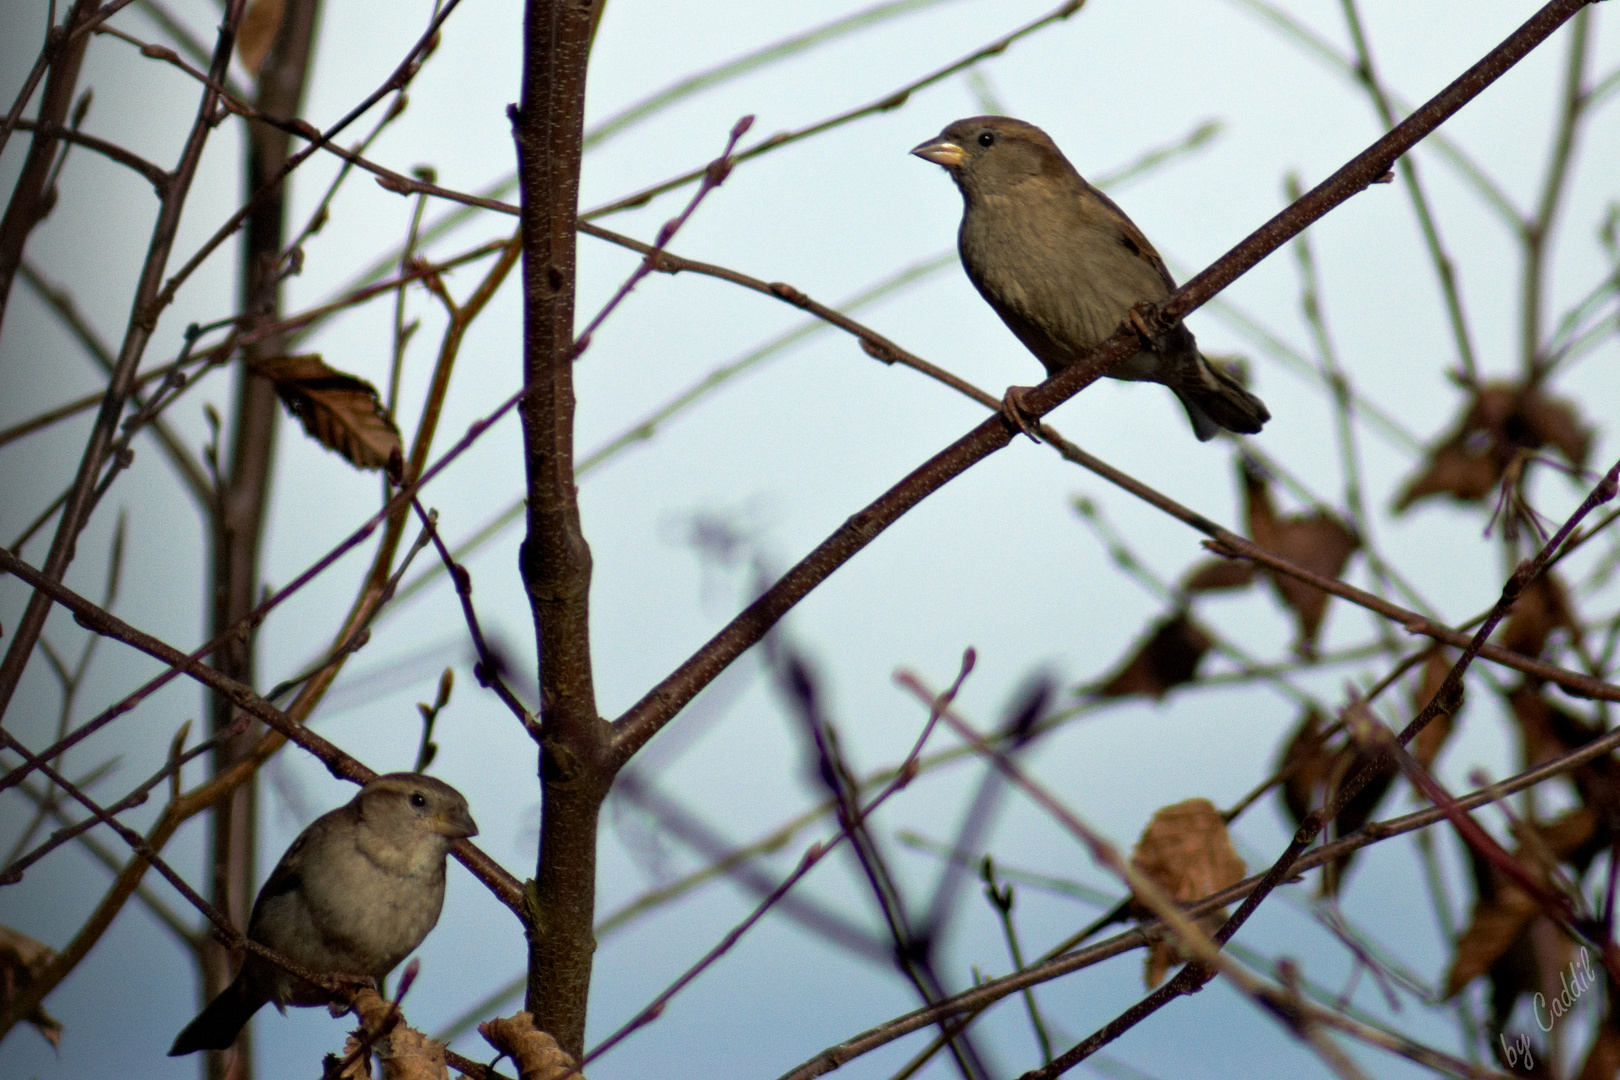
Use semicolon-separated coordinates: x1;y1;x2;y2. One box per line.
1000;385;1042;443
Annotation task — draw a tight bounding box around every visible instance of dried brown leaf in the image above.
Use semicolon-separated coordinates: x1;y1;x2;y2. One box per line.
1396;440;1504;508
1276;708;1334;826
480;1013;581;1080
236;0;285;76
1131;798;1247;904
1524;806;1599;864
1242;465;1358;650
1130;798;1245;988
343;989;448;1080
1396;382;1591;511
1508;686;1620;839
0;924;62;1047
1181;557;1258;593
1520;391;1593;469
1446;876;1543;997
1273;708;1396;895
251;354;402;475
1092;612;1212;699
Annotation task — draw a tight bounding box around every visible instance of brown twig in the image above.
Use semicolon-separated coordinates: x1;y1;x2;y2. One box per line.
0;545;525;909
0;0;244;726
0;1;103;334
9;117;170;192
410;498;542;741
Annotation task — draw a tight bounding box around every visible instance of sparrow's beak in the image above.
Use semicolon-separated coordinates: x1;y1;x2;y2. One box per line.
434;806;479;840
910;138;965;168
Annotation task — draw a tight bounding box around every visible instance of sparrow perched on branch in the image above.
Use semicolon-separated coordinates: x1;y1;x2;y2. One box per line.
169;773;478;1056
911;116;1269;441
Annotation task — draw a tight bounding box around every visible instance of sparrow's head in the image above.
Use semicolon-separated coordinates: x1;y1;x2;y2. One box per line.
910;116;1076;201
360;772;479;843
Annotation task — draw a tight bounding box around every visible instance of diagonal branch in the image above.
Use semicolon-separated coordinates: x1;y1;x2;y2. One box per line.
0;0;103;334
610;0;1605;769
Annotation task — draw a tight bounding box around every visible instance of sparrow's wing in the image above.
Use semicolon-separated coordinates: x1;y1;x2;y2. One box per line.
245;822;320;933
1088;184;1179;294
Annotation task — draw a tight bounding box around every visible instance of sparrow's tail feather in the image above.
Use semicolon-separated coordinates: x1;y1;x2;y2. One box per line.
170;976;265;1056
1175;356;1270;441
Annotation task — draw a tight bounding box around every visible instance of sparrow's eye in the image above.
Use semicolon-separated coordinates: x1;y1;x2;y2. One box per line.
409;792;427;809
978;132;995;147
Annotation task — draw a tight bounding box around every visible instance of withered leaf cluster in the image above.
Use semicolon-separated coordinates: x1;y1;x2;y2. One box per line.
1129;798;1246;988
1396;381;1590;512
1442;681;1618;1075
1091;463;1363;701
250;354;404;477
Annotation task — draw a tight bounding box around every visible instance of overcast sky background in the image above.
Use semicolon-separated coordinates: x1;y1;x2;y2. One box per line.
2;1;1619;1077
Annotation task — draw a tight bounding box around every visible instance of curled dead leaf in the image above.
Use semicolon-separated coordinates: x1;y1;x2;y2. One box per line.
1181;557;1258;593
0;924;61;1048
1129;798;1245;987
250;354;403;476
1274;708;1397;895
339;989;448;1080
1242;464;1359;652
1277;709;1334;827
1396;382;1591;511
1508;685;1620;832
1090;612;1211;700
480;1013;581;1080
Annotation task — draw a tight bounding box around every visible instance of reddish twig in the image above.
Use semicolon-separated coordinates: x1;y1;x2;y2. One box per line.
573;651;975;1078
410;498;543;742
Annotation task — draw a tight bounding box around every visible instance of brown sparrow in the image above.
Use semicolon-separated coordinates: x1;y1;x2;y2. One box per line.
169;773;477;1055
912;116;1269;441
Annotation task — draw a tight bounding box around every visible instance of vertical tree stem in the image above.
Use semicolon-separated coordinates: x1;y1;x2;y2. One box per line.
514;0;606;1058
201;4;323;1078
